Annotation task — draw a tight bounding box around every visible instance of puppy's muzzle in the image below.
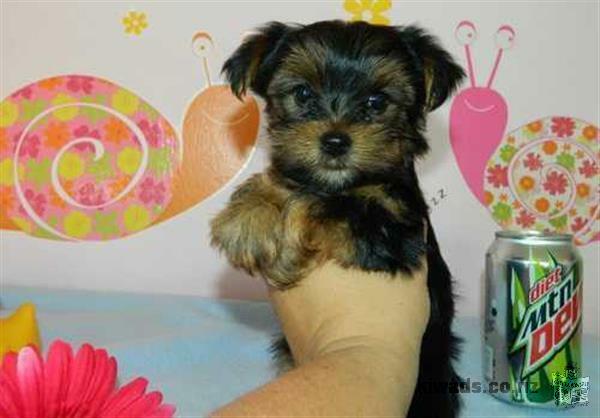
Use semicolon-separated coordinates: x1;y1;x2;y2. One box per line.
320;132;351;157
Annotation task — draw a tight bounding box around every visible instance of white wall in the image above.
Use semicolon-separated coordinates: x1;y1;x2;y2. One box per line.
1;1;598;334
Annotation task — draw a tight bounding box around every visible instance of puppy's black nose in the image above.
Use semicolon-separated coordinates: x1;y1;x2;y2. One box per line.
320;132;351;157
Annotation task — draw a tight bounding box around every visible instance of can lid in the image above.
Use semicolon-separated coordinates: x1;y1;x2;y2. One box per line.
495;230;573;241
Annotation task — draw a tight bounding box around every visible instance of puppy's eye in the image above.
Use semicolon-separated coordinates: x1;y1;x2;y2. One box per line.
366;93;388;113
294;85;315;105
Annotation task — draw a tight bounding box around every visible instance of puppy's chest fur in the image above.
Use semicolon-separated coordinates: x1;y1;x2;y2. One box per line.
211;172;426;288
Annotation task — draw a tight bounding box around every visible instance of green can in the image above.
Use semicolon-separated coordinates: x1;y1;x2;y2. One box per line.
483;230;583;407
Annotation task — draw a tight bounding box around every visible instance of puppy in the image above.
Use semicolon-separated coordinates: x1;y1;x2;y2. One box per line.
211;20;464;418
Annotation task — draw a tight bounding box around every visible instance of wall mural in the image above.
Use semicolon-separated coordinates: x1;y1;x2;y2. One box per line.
449;21;599;245
0;31;258;241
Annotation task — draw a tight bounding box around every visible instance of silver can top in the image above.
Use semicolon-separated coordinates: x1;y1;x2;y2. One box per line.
495;230;573;242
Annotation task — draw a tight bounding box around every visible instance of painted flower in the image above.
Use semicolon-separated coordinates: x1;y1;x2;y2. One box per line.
542;141;558;155
486;164;508;188
63;210;93;238
139;119;162;147
344;0;391;25
515;210;536;228
571;216;588;233
18;134;40;158
556;152;575;171
78;182;106;206
0;186;15;212
578;159;598;178
492;202;512;222
550;117;575;138
139;177;166;205
73;125;101;152
526;120;543;133
110;175;132;195
523;152;542;171
0;340;175;418
582;125;598;141
117;147;142;175
518;175;535;191
534;197;550;213
43;121;71;149
11;86;33;100
576;183;590;199
66;75;94;94
542;171;568;196
38;77;63;90
499;144;516;163
0;99;19;128
512;200;522;210
21;189;47;216
104;117;130;144
122;11;148;35
483;191;494;206
0;128;9;153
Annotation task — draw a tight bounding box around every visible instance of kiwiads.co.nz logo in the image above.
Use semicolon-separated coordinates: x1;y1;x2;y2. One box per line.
510;260;582;379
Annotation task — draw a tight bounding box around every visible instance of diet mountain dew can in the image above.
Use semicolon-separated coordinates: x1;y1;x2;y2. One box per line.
483;230;583;407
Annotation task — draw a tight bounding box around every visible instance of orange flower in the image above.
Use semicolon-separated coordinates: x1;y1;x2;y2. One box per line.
519;176;535;191
527;120;543;133
50;188;67;210
507;135;515;145
569;208;578;216
512;200;522;209
0;128;9;154
104;117;129;144
575;150;585;159
582;125;598;140
38;77;63;90
484;191;494;206
577;183;590;198
556;201;564;209
535;198;550;213
44;121;71;149
499;193;508;202
110;176;132;195
542;141;557;155
0;186;15;212
562;143;571;151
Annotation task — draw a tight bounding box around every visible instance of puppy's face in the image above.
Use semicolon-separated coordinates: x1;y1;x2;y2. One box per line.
223;21;464;192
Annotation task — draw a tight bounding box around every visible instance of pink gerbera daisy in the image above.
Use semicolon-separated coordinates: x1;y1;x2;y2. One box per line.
0;340;175;418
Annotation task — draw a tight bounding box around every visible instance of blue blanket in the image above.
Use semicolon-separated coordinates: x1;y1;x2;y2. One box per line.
2;286;598;417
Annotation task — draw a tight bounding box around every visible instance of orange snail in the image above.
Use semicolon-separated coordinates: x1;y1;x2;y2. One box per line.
0;32;259;241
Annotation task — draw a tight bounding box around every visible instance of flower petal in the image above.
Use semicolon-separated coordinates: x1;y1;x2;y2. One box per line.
372;0;391;12
16;346;44;418
0;361;23;418
99;377;148;418
114;391;164;418
150;403;176;418
370;13;390;25
44;340;73;418
343;0;363;14
63;343;95;416
78;349;117;418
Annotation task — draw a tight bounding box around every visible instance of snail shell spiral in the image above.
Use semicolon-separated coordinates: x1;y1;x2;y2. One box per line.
0;75;179;241
484;116;599;245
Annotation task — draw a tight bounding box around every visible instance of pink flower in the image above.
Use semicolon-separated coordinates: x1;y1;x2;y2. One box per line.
515;210;536;228
0;340;175;418
486;164;508;188
578;159;598;178
523;152;542;171
18;135;40;158
11;86;33;100
73;125;100;152
78;182;106;206
139;177;166;205
138;119;163;148
542;171;568;195
571;216;588;232
66;76;94;94
20;189;47;216
550;117;575;138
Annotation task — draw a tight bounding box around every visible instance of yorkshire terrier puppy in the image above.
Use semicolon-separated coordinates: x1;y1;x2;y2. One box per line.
211;20;464;417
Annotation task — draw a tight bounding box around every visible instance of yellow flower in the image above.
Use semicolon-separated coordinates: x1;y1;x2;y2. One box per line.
344;0;391;25
0;158;15;186
123;204;150;232
112;89;139;116
0;99;19;128
58;152;85;180
122;11;148;35
63;211;92;238
117;147;142;175
51;93;79;121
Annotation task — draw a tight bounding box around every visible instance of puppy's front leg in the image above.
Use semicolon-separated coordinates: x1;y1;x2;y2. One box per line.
211;173;288;279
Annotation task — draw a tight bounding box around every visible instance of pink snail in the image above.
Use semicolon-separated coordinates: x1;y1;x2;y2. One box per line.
449;21;599;245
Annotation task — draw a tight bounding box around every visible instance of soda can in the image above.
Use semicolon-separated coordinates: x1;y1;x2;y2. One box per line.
483;230;583;407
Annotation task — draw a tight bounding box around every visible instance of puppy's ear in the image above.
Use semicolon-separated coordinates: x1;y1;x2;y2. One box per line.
222;22;295;99
399;26;465;112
